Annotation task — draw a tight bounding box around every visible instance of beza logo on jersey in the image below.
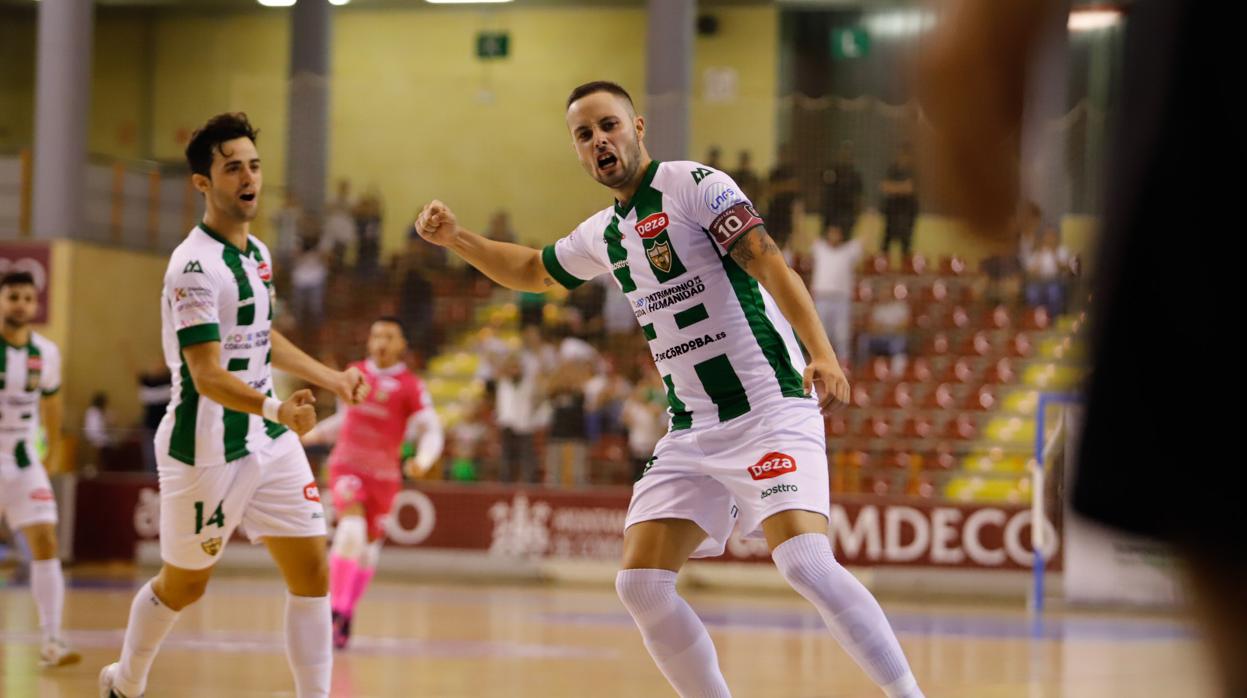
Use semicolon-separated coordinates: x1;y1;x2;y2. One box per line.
257;261;272;283
25;356;42;391
647;241;673;273
748;452;797;480
704;183;740;215
635;212;670;239
303;482;321;503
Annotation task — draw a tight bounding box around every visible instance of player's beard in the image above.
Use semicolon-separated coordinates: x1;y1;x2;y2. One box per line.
2;314;28;331
595;134;643;190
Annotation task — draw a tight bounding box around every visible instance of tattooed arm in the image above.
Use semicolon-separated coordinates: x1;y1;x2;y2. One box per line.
729;227;850;411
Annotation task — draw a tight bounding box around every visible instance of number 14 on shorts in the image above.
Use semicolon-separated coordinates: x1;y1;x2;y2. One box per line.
194;500;225;534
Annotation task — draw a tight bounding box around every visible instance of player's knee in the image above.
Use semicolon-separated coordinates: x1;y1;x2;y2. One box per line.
772;538;837;593
331;515;367;561
155;572;210;611
23;525;58;560
615;569;676;616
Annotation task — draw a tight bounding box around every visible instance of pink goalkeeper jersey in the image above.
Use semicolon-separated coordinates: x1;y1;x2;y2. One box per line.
328;360;428;481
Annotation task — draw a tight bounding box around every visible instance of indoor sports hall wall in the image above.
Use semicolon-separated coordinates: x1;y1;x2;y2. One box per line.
0;5;779;253
0;16;152;162
37;241;165;435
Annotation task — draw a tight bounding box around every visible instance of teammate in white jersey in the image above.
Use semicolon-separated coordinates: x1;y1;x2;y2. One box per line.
0;271;79;668
414;82;923;697
99;113;367;698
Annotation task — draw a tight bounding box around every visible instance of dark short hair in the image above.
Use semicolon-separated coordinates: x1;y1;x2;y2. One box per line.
185;112;260;177
566;81;635;112
373;315;408;340
0;271;36;291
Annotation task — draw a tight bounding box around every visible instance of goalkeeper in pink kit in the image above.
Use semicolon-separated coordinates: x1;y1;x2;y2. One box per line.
302;316;443;649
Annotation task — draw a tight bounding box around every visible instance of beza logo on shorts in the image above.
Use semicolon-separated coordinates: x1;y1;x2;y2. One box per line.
635;212;670;239
303;482;321;503
29;488;54;502
748;452;797;480
257;261;273;283
704;183;740;214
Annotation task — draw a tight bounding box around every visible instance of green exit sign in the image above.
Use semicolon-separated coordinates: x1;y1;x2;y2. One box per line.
476;32;510;59
831;27;870;60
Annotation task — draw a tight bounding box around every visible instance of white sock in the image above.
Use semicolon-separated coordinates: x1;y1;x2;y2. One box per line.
616;569;731;698
285;592;333;698
115;579;181;698
772;533;924;698
29;558;65;644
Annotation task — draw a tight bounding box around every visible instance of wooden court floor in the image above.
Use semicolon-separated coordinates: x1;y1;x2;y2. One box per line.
0;569;1216;697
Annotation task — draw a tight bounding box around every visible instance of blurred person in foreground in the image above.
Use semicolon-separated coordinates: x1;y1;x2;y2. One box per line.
919;3;1243;694
413;80;922;698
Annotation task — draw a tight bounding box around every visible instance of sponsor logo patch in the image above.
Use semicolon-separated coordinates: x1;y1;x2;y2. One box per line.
748;452;797;481
29;488;54;502
761;483;799;499
303;482;321;503
333;475;363;502
704;183;740;215
257;261;272;283
652;332;726;363
635;212;670;239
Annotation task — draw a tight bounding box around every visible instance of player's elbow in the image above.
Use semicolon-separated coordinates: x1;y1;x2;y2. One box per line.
184;361;223;399
520;251;551;292
744;257;786;289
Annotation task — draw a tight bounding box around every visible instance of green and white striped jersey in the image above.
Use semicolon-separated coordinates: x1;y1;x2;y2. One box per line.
0;332;59;468
542;160;811;431
156;222;292;467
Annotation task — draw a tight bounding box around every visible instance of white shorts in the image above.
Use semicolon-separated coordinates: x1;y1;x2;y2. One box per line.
0;457;58;530
626;400;830;558
157;437;326;570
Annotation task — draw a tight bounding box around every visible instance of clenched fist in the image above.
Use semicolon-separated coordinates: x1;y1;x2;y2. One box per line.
414;200;459;247
278;389;318;436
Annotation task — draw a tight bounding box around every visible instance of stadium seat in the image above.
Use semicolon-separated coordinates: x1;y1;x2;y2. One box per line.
1020;305;1052;330
902;254;930;275
946;413;978;439
940;255;967;275
924;383;957;409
